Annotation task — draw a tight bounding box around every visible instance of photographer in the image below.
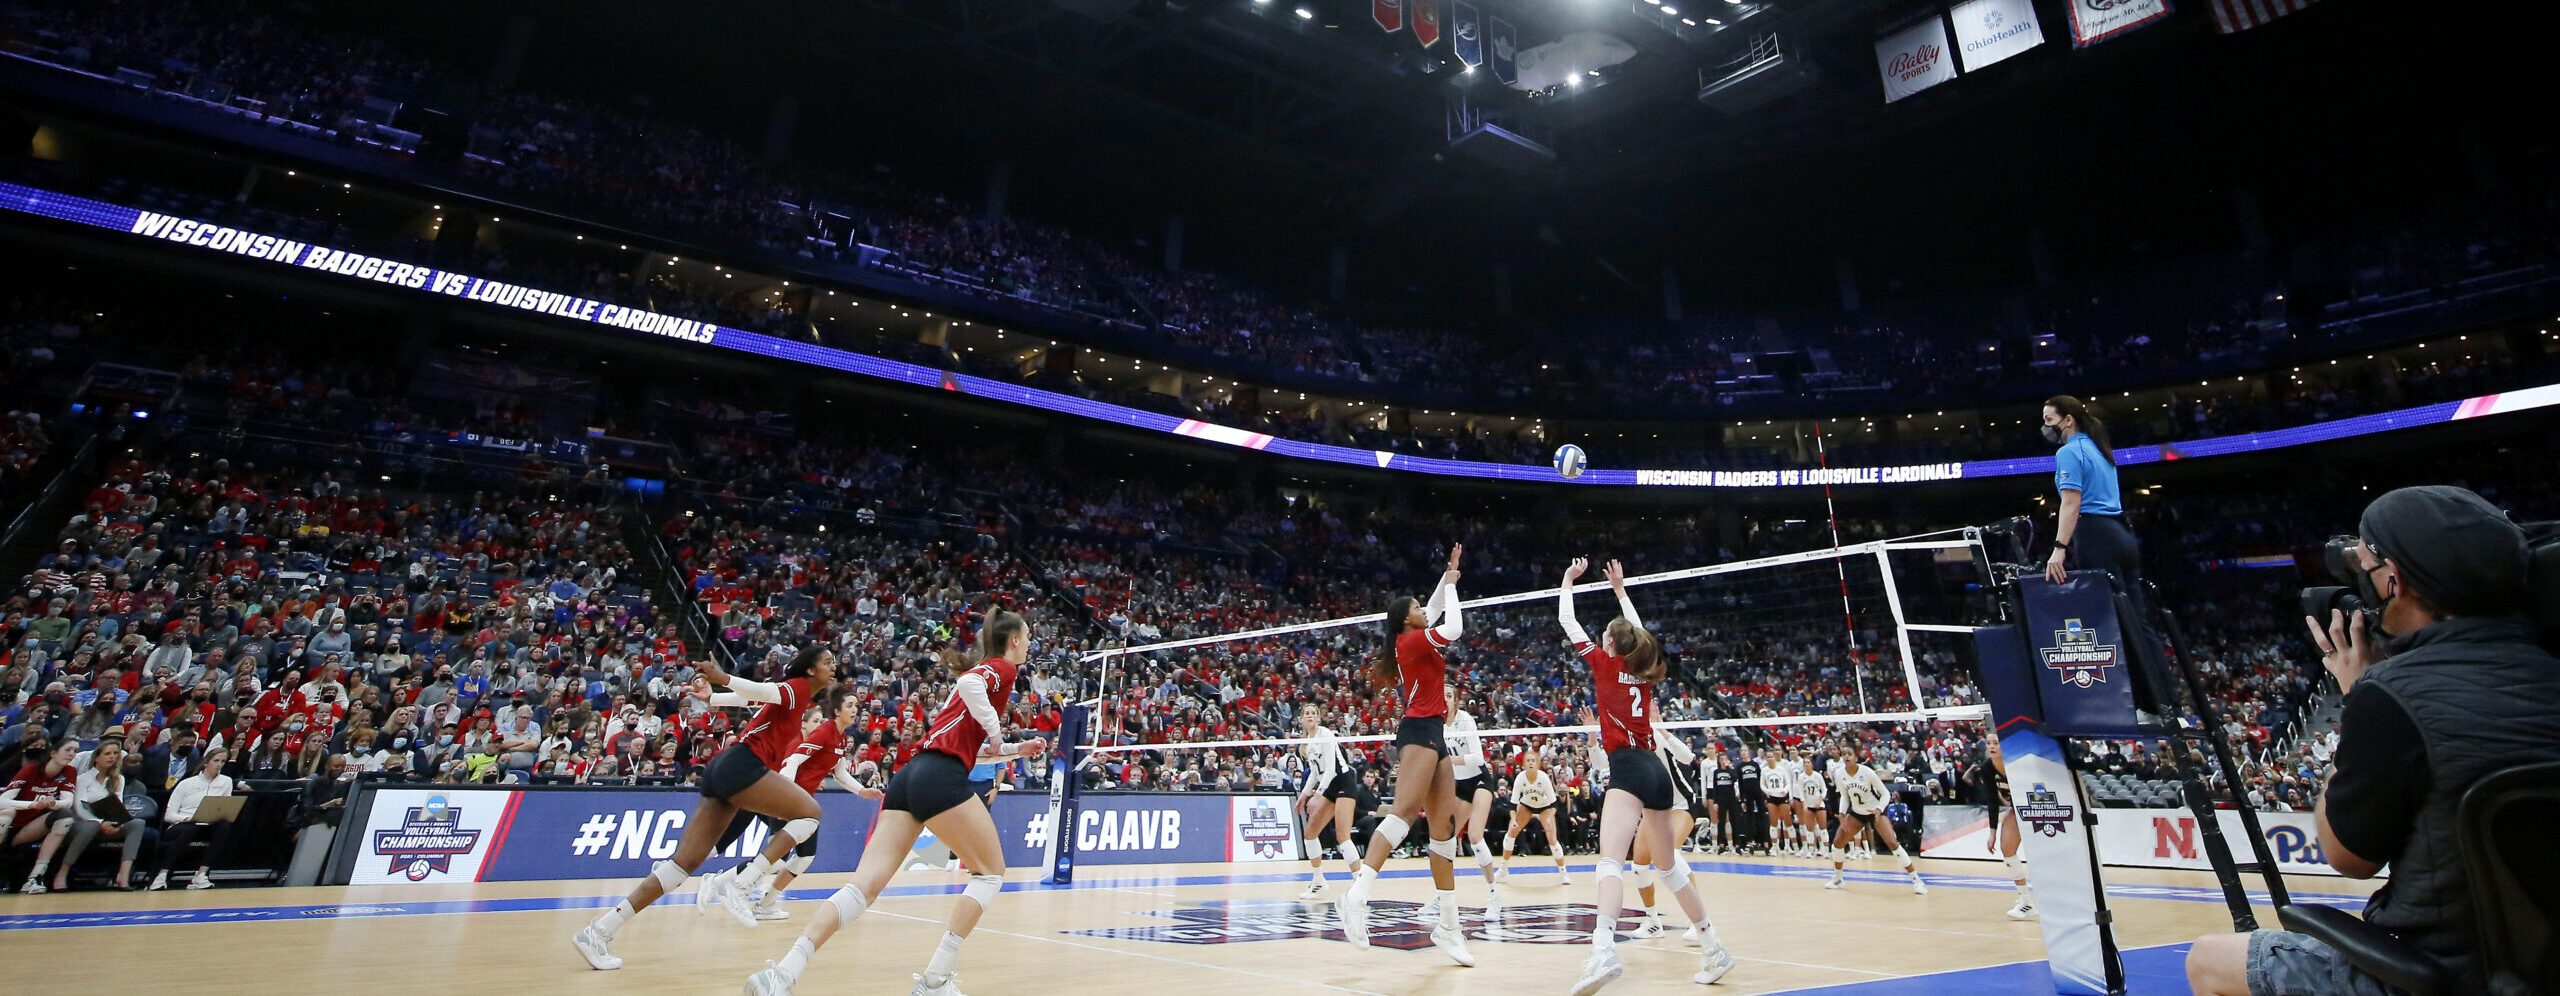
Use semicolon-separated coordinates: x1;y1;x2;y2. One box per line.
2187;486;2560;996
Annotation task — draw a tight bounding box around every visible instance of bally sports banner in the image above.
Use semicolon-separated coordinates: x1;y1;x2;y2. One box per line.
1875;17;1958;103
332;785;1301;886
1948;0;2045;72
1923;804;2370;878
2067;0;2172;47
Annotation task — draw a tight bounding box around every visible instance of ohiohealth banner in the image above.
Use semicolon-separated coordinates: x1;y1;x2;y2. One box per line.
1875;17;1959;103
1949;0;2045;71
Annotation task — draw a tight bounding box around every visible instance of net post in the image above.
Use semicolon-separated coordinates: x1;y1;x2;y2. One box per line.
1874;547;1928;713
1042;703;1089;885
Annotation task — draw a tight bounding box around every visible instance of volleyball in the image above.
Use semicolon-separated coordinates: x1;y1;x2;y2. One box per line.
1553;443;1588;479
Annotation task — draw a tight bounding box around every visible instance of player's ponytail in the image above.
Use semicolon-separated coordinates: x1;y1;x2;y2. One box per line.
1370;596;1417;689
2044;395;2115;465
943;609;1029;675
1607;617;1664;682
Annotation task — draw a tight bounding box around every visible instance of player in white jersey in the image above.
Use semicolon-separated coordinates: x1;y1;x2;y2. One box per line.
1760;750;1798;855
1501;752;1570;884
1825;749;1926;895
1445;695;1504;918
1295;706;1362;900
1795;756;1829;859
1987;736;2033;919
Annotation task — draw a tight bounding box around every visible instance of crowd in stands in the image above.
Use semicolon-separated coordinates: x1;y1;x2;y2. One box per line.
10;0;2559;438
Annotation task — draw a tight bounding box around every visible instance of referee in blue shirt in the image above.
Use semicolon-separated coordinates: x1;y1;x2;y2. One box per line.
2039;395;2139;591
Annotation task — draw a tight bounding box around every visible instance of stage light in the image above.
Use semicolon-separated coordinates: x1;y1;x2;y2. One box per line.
1294;6;1313;17
1661;5;1677;13
1684;18;1699;24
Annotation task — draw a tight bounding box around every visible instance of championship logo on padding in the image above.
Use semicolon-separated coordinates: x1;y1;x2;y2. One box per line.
2017;783;2076;837
2040;617;2117;688
371;794;483;881
1238;799;1294;859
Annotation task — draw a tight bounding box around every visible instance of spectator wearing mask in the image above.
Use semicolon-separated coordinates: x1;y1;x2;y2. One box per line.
151;746;239;891
2187;486;2560;996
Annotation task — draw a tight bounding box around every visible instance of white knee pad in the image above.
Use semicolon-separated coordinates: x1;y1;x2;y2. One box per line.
780;816;820;844
827;884;871;922
1627;866;1656;890
963;873;1003;911
2004;854;2028;878
784;852;816;876
651;859;687;891
1375;815;1411;851
1426;836;1457;861
1594;857;1624;883
1662;858;1696;894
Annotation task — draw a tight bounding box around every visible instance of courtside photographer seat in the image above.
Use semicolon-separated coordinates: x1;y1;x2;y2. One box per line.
2276;760;2560;996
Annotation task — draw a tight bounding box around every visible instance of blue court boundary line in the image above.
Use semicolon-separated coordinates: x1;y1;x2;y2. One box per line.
1763;941;2199;995
0;858;2364;933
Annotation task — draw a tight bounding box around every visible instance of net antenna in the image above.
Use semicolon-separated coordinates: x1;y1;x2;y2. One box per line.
1078;528;1994;754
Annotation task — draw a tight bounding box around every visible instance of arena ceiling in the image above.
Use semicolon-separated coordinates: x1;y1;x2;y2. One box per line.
327;0;2551;315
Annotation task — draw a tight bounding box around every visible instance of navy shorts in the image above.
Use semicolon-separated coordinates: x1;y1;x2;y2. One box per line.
883;751;977;822
1392;716;1447;757
700;744;769;802
1322;769;1361;802
1606;748;1676;811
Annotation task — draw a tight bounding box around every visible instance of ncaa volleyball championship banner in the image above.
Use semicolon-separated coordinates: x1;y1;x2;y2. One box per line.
1923;804;2362;878
992;792;1303;869
335;785;884;886
5;179;2554;490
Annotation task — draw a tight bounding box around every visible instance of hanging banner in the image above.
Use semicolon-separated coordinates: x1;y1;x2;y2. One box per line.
2066;0;2171;47
1373;0;1403;33
1949;0;2045;72
1488;17;1519;84
1874;17;1958;103
1412;0;1443;48
1452;2;1484;67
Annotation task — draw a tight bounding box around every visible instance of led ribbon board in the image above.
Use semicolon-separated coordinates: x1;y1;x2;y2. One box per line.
6;180;2553;487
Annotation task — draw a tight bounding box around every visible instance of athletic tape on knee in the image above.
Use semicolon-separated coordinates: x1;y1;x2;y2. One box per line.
826;883;871;922
1427;836;1457;861
964;873;1003;910
780;816;820;844
1375;815;1411;851
1594;857;1624;883
2004;854;2027;879
651;859;687;891
785;852;816;876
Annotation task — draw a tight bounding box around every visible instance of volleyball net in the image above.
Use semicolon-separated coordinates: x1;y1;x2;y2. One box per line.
1067;528;1998;772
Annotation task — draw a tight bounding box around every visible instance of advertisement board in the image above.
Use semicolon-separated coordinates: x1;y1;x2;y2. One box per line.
1948;0;2045;71
339;785;1302;885
1922;803;2371;878
1874;17;1958;103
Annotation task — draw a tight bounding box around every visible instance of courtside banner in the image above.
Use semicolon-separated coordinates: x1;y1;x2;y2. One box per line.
1922;804;2369;878
1875;17;1958;103
6;180;2553;488
1949;0;2045;72
2068;0;2172;47
340;785;880;885
2001;729;2121;996
992;792;1301;869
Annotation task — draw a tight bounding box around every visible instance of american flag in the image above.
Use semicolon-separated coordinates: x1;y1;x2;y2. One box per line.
2210;0;2321;33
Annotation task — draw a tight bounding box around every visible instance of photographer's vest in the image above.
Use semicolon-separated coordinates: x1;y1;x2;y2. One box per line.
2359;617;2560;991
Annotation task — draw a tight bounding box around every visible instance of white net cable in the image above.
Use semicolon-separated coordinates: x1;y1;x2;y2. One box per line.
1076;528;1989;758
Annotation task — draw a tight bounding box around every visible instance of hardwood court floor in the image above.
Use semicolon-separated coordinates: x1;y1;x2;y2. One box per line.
0;854;2378;995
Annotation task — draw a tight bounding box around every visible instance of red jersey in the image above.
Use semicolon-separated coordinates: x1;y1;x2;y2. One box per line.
1577;640;1655;752
789;723;852;794
736;677;816;769
921;656;1019;763
1394;628;1453;720
5;763;77;828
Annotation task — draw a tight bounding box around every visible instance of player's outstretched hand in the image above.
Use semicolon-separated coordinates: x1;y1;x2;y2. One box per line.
1563;557;1587;583
1603;559;1627;585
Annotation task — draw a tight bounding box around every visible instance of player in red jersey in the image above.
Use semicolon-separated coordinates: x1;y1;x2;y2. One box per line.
1558;559;1734;995
1336;545;1474;968
744;611;1048;996
573;647;837;970
707;689;884;922
3;740;81;893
